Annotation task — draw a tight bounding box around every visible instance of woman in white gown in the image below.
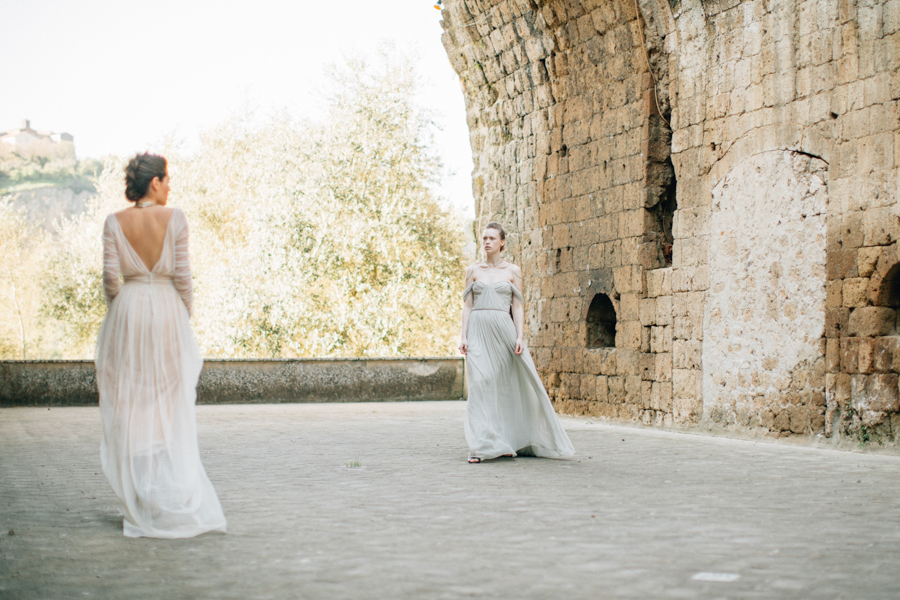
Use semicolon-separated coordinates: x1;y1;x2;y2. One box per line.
459;222;575;463
95;153;226;538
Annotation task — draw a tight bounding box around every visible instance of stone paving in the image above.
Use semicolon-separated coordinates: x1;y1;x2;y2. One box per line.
2;402;900;599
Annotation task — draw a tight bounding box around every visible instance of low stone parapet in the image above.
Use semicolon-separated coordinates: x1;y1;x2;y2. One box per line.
0;357;466;406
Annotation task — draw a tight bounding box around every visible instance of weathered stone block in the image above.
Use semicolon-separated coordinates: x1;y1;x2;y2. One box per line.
854;373;900;413
617;321;642;349
858;246;883;277
826;249;857;280
673;316;692;340
773;409;791;431
646;268;672;298
625;375;642;403
600;350;617;376
673;368;700;399
859;338;875;374
673;396;700;424
826;279;843;308
873;336;898;373
842;278;869;307
649;325;673;354
581;374;596;399
826;307;850;337
619;293;639;322
584;349;603;375
655;353;672;382
826;338;841;372
841;337;859;373
640;325;651;352
657;381;673;412
848;307;897;337
614;348;637;376
641;380;653;409
842;212;864;249
788;404;809;433
863;208;894;246
639;298;656;326
640;353;655;381
613;266;635;293
809;388;826;408
834;373;852;410
655;296;673;326
760;408;775;429
673;339;702;370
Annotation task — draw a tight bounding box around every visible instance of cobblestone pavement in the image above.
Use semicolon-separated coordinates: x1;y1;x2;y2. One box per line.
2;402;900;600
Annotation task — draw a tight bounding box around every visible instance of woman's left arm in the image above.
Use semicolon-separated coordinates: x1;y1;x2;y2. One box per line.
173;210;195;317
511;265;525;355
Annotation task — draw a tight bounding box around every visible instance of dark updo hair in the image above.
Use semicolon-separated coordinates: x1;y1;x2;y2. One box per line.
484;221;506;250
124;152;167;202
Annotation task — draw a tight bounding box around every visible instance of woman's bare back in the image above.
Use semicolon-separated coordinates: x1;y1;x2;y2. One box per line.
114;205;174;271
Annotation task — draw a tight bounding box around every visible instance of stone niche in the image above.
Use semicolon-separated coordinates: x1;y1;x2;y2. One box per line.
441;0;900;444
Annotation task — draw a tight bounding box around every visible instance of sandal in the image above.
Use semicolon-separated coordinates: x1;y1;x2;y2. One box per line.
468;457;482;463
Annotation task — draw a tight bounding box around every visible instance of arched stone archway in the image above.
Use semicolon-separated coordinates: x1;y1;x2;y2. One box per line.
441;0;900;443
441;0;680;422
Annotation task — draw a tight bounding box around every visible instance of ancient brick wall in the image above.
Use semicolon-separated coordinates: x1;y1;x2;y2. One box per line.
441;0;900;443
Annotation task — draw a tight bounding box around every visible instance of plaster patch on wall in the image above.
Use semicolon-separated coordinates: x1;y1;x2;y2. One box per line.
703;151;828;426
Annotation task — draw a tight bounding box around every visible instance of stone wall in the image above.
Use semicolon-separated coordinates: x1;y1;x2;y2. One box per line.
0;358;466;406
441;0;900;443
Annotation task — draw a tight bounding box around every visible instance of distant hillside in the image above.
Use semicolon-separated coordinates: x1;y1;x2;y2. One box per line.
0;155;102;228
0;155;101;194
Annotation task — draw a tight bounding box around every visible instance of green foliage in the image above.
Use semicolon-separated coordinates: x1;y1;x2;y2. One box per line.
38;52;467;358
0;153;101;194
39;198;115;356
0;200;53;358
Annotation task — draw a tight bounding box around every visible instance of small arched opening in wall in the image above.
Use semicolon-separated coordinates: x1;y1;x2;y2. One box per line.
873;263;900;309
586;294;617;349
850;262;900;338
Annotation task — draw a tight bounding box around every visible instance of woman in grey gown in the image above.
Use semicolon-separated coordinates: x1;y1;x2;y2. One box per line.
459;222;575;463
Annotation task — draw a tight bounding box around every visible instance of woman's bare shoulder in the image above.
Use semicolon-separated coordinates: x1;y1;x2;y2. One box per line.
507;262;522;276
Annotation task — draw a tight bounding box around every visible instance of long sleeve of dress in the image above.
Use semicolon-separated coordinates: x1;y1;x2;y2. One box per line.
173;210;194;317
102;216;121;305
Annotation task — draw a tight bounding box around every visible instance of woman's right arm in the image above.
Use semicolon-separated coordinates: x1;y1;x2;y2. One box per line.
459;265;475;355
101;217;120;304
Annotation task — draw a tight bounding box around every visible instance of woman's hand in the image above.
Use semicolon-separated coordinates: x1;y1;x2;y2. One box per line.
515;337;524;355
459;338;468;355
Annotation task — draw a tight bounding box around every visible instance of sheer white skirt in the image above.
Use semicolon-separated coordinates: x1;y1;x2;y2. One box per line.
96;279;226;538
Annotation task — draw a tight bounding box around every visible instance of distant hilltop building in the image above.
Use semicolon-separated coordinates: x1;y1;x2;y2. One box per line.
0;119;75;157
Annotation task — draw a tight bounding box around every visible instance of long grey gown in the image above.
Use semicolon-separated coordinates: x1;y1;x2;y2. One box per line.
463;280;575;460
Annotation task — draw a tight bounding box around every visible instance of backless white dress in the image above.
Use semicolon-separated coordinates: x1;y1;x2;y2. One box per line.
95;208;226;538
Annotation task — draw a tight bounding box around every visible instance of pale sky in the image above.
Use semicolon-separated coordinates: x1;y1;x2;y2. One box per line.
0;0;475;216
